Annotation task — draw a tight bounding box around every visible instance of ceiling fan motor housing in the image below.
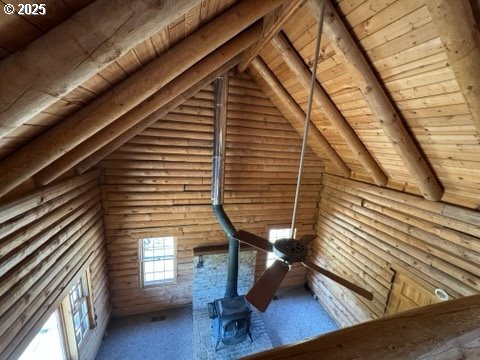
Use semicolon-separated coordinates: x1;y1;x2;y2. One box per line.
273;239;308;263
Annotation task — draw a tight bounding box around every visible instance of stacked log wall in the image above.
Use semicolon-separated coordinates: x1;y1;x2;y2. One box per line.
102;72;325;316
311;174;480;327
0;170;110;359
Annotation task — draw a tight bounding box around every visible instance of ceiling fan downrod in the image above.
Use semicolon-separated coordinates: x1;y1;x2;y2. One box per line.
290;0;326;237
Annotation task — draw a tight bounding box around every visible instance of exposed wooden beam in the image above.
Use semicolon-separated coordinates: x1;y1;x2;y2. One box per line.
0;0;198;139
244;294;480;359
272;32;387;187
310;0;443;201
0;0;287;198
74;57;240;175
35;31;252;183
249;57;351;178
237;0;304;72
426;0;480;135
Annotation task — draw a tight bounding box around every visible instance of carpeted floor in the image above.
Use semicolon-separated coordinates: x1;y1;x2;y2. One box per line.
95;307;193;360
96;287;338;359
260;287;339;347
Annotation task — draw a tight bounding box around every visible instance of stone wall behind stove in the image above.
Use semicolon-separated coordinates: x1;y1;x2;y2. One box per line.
192;248;274;358
193;249;256;309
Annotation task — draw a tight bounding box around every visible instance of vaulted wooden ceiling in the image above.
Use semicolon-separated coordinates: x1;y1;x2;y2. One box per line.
0;0;479;208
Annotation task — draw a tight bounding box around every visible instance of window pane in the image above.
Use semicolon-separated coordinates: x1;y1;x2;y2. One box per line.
81;317;89;334
81;302;88;317
144;261;154;272
73;312;80;329
144;249;154;261
164;271;174;280
19;310;66;360
141;237;176;287
75;331;82;346
154;260;164;272
152;272;164;282
68;274;91;347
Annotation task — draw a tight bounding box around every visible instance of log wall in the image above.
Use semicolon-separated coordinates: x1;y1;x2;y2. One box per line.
0;170;110;359
102;72;324;316
311;174;480;327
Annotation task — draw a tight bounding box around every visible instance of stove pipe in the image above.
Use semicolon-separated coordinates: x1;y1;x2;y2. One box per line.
211;73;238;299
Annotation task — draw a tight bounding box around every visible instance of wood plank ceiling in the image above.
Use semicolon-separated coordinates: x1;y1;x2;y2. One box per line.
0;0;236;158
0;0;479;209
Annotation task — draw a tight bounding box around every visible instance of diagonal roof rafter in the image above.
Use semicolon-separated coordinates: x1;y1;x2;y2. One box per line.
238;0;306;72
271;31;388;187
310;0;444;201
248;57;351;178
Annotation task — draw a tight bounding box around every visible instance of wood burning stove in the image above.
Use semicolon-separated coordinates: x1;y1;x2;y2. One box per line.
210;296;252;351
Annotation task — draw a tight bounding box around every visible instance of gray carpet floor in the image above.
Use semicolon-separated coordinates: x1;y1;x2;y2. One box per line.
95;307;193;360
96;287;338;359
260;287;339;347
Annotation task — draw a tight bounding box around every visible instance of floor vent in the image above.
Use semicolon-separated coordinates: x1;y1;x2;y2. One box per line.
151;315;166;322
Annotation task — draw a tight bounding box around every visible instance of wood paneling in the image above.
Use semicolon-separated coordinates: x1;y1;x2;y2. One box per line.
0;0;237;160
102;72;324;316
0;171;110;359
262;0;480;207
311;174;480;328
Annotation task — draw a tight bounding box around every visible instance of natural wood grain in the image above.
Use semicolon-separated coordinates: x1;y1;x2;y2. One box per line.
0;172;110;360
272;32;387;186
0;0;198;138
238;0;305;71
249;57;351;177
34;24;260;184
311;173;480;330
0;0;287;199
244;294;480;359
102;72;321;315
426;0;480;134
311;0;443;201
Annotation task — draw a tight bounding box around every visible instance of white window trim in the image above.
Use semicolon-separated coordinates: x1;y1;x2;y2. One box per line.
139;236;177;289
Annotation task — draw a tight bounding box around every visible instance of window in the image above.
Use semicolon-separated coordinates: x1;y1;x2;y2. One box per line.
19;310;67;360
266;228;295;267
140;236;176;287
19;269;95;360
68;275;90;347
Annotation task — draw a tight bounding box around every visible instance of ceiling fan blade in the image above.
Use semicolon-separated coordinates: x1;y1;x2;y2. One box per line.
303;260;374;301
298;234;316;246
233;230;273;253
246;260;289;312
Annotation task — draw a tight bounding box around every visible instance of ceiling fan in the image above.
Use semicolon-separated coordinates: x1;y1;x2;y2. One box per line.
233;229;373;312
233;0;373;312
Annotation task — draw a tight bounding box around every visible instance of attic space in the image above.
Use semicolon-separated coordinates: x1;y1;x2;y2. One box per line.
0;0;479;359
